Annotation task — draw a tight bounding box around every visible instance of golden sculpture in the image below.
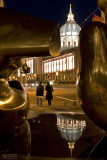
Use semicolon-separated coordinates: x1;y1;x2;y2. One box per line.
0;7;60;155
78;0;107;132
78;0;107;158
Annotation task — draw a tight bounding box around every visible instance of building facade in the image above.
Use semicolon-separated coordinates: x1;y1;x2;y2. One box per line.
10;4;81;84
43;47;80;83
42;4;81;83
16;57;43;84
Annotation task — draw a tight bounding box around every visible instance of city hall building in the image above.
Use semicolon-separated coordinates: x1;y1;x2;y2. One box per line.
42;4;81;83
43;47;80;83
11;4;81;84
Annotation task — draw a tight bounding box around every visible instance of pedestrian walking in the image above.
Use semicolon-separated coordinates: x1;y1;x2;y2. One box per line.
36;81;44;106
45;81;53;106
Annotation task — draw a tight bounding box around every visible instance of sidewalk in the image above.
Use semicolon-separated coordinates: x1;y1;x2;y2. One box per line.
26;84;84;119
27;96;83;119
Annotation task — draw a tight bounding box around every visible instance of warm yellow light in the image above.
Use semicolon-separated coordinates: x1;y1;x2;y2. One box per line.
56;72;58;76
0;95;13;105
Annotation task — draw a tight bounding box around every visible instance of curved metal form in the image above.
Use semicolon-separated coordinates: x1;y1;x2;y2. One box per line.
0;79;30;155
0;7;60;155
78;21;107;131
0;7;60;78
97;0;107;23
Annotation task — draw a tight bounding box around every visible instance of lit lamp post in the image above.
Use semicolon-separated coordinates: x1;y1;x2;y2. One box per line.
56;71;58;76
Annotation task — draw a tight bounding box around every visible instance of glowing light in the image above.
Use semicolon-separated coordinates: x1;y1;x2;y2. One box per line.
49;62;51;73
57;60;60;71
52;61;54;73
54;61;56;72
0;94;13;105
43;55;74;73
63;58;66;71
50;81;53;85
60;59;62;71
72;32;78;36
26;59;33;73
56;72;58;76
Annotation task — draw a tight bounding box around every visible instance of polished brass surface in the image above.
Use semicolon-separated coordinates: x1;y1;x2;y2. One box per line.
97;0;107;23
0;7;60;57
78;21;107;131
0;79;29;110
0;7;61;155
0;7;60;78
0;79;30;155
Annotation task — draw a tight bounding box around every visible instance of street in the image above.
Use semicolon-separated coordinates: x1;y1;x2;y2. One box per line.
26;84;83;119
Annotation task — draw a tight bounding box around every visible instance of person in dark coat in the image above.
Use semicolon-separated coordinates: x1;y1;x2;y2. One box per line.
36;81;44;106
45;81;53;106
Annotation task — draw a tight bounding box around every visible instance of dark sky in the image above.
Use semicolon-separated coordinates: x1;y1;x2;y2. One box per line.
4;0;101;28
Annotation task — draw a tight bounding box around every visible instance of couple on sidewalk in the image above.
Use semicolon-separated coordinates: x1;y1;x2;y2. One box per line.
36;81;53;106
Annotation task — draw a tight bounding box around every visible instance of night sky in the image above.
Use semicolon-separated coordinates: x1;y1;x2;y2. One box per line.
4;0;101;28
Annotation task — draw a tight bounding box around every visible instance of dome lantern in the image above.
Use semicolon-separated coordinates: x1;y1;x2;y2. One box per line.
67;4;74;22
60;3;81;50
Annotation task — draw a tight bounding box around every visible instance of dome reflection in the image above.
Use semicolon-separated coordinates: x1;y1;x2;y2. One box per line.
57;114;86;156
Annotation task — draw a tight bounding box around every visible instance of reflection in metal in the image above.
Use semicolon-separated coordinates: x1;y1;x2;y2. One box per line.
78;5;107;131
0;7;60;155
57;114;86;156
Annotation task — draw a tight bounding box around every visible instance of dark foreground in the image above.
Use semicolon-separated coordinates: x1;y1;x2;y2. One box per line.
0;111;107;160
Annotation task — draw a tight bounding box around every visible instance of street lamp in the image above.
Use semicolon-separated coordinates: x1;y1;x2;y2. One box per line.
56;72;58;76
56;72;59;84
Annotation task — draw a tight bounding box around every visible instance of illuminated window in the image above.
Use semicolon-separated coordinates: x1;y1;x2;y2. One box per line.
52;62;53;73
27;59;33;73
54;61;56;72
69;56;74;69
57;60;60;71
63;58;66;71
44;63;46;73
46;63;49;73
49;62;51;73
72;56;74;69
60;59;62;71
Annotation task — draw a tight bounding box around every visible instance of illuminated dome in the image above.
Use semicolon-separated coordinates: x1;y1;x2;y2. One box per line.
60;4;81;51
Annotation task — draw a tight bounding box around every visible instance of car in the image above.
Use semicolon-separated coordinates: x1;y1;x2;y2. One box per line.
23;81;38;88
